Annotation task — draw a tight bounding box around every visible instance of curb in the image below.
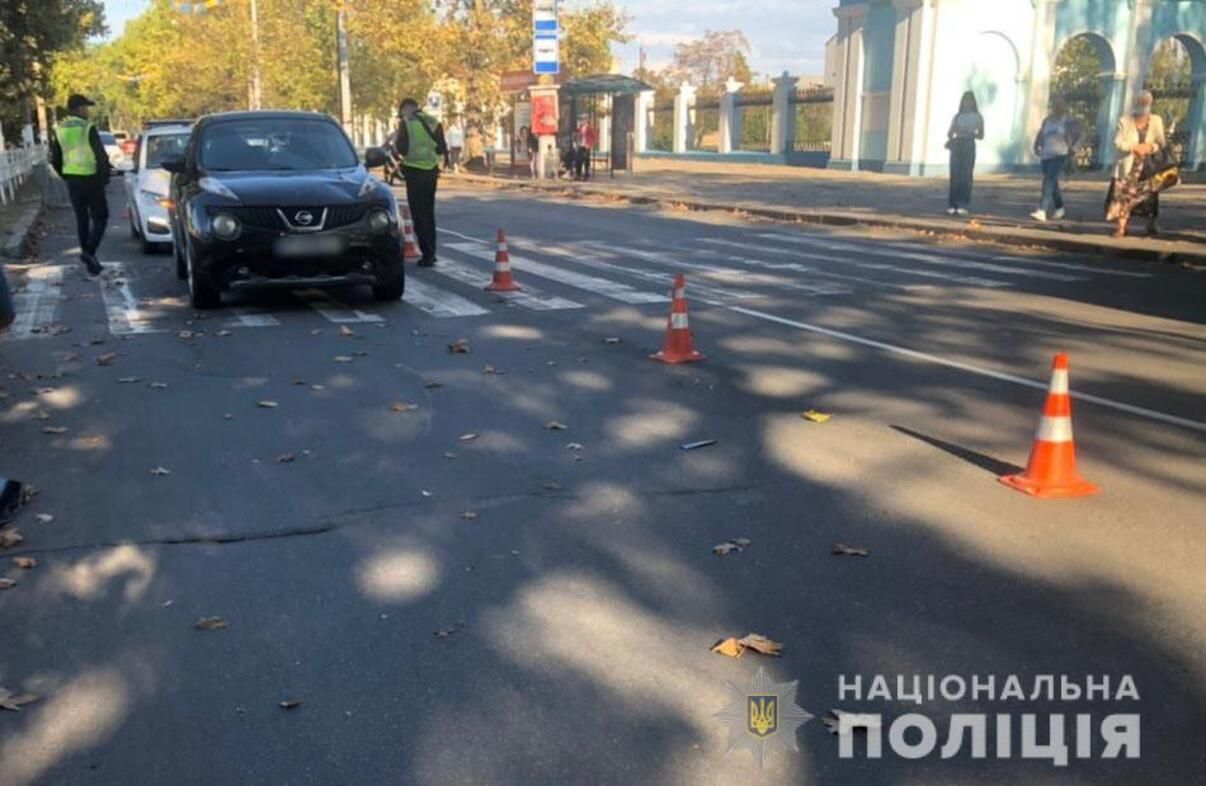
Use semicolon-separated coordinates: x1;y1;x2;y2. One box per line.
0;197;44;260
451;173;1206;267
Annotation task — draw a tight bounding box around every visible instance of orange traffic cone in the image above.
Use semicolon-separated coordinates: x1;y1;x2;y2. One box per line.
999;353;1098;498
399;205;421;263
650;274;704;364
485;229;522;292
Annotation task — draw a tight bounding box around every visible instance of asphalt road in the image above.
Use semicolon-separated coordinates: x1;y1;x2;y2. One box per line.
0;180;1203;785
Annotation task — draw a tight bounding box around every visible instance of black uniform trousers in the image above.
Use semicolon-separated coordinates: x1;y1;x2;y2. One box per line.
64;175;109;257
402;165;439;261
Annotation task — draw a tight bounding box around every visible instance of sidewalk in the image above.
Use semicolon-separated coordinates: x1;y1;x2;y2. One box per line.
456;158;1206;265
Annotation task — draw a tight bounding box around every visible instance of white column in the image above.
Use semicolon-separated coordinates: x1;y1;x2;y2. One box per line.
1188;72;1206;171
771;72;799;155
830;4;869;166
1023;0;1062;165
1099;73;1127;168
635;90;655;153
1122;0;1157;112
886;0;922;164
673;83;696;153
718;79;743;154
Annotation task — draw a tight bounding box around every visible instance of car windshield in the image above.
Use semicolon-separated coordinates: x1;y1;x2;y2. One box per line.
200;118;357;171
145;133;190;169
100;132;116;146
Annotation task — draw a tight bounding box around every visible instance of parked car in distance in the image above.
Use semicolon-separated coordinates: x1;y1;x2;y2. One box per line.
163;111;401;309
124;123;192;253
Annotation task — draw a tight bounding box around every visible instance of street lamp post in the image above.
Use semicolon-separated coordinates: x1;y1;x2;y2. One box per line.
250;0;263;110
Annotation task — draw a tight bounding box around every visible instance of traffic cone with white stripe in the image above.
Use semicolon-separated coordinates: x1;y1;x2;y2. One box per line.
650;274;704;364
999;353;1098;498
399;205;421;263
485;229;521;291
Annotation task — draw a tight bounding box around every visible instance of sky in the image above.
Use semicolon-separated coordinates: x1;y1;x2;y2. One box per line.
101;0;835;81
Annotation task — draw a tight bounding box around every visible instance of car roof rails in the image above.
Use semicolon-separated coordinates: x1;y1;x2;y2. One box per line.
145;119;195;129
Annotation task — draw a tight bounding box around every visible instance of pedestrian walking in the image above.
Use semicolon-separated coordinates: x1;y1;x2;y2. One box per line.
945;91;984;215
1105;90;1170;238
574;117;597;181
393;97;449;268
49;93;109;275
446;119;464;173
521;125;538;178
1030;97;1080;223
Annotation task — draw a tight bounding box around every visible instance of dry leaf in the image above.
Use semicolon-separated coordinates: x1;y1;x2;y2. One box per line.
279;699;302;710
458;432;479;442
443;452;457;459
276;453;296;464
460;511;478;521
424;380;443;389
12;556;36;569
34;514;53;525
310;329;323;335
713;541;743;556
544;421;567;431
150;467;171;476
339;325;356;337
733;537;752;548
447;339;470;354
95;352;118;366
801;410;831;424
391;402;418;413
257;400;279;409
0;578;16;590
711;633;783;658
177;330;194;339
117;377;140;384
832;543;869;557
565;442;583;451
434;624;461;638
194;616;228;631
603;337;621;345
149;382;168;390
334;355;353;363
0;530;24;549
216;330;232;337
0;688;40;711
223;413;234;420
42;426;68;435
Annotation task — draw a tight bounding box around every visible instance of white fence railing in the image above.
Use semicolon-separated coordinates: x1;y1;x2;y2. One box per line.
0;145;46;206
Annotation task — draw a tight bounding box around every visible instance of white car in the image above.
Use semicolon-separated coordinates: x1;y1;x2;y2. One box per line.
99;131;125;169
124;124;191;253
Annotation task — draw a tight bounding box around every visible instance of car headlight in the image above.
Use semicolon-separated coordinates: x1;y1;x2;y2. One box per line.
367;208;393;234
211;213;241;240
140;190;173;209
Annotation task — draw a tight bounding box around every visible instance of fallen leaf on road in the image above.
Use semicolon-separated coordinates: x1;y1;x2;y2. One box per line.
543;481;562;491
12;557;36;569
194;617;228;631
276;453;296;464
483;365;506;375
443;452;457;459
149;467;172;476
34;514;53;525
95;352;118;366
42;426;69;435
0;578;16;590
421;490;433;498
458;433;479;442
711;633;783;658
733;537;752;548
216;330;232;337
447;339;470;354
279;699;302;710
713;539;752;556
224;413;233;420
434;624;462;638
149;382;168;390
544;421;567;430
603;337;621;345
310;385;325;392
0;688;40;711
565;442;583;451
460;511;478;521
117;377;140;384
310;329;323;335
424;380;443;389
257;400;279;409
801;410;831;424
832;543;869;557
339;325;356;337
390;402;418;413
177;330;194;339
680;439;717;451
333;355;353;363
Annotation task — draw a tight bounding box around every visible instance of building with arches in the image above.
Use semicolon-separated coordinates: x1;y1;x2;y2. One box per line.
827;0;1205;175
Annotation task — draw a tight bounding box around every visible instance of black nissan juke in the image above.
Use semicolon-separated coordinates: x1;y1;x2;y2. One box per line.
163;111;402;309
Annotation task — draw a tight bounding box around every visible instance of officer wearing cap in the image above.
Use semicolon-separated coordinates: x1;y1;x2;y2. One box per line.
49;94;110;275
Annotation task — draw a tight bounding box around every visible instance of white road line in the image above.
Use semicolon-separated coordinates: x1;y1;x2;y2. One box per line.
427;255;583;311
756;233;1084;282
689;246;926;291
404;276;491;318
522;240;761;304
446;242;668;305
589;241;851;297
100;263;164;335
700;237;1008;288
294;289;384;323
728;304;1206;434
2;265;65;340
225;311;282;328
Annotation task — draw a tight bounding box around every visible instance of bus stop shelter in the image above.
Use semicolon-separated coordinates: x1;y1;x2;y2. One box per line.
560;75;653;175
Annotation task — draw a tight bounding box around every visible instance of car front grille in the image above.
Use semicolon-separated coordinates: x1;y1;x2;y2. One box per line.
207;203;379;231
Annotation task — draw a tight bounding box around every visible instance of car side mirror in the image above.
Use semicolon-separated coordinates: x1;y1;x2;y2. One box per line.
161;155;185;174
363;147;387;169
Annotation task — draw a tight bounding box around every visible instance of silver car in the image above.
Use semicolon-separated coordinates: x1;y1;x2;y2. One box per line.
124;124;191;253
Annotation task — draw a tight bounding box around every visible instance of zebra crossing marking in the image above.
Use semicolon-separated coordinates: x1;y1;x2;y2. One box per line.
2;265;64;340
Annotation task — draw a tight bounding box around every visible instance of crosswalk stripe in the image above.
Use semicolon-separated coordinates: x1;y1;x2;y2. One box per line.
689;246;925;291
587;241;851;296
426;256;583;311
520;240;761;304
404;276;491;318
225;311;282;328
828;236;1152;277
699;237;1008;288
2;265;64;340
445;242;668;305
294;289;384;323
755;233;1084;282
100;262;165;335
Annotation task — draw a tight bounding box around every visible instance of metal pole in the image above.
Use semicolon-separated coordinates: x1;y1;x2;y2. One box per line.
337;9;353;135
250;0;263;109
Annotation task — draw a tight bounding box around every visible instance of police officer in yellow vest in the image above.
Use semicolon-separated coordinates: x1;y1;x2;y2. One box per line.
49;94;110;275
393;98;449;268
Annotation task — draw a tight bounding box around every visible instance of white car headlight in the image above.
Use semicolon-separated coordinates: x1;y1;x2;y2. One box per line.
367;209;393;234
199;177;239;200
211;213;241;240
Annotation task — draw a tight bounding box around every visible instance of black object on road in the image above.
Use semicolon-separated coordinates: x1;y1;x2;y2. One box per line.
0;478;26;525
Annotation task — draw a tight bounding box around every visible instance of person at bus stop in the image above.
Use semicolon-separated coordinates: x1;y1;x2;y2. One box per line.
49;93;109;275
1030;97;1080;223
1105;90;1168;238
575;117;597;180
945;91;984;216
394;97;449;267
446;119;465;173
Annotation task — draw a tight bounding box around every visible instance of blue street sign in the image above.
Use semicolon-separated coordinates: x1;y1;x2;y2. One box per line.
534;19;557;32
534;31;559;75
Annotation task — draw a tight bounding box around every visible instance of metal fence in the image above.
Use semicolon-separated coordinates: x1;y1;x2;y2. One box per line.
1055;88;1102;169
647;101;674;152
791;87;834;152
736;90;773;152
1150;84;1194;165
0;146;45;206
693;97;721;152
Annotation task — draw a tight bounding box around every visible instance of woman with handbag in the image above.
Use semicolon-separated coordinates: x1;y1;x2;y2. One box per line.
1106;90;1168;238
945;91;984;215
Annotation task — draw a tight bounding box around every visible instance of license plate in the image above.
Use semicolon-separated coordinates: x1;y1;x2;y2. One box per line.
274;235;344;258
